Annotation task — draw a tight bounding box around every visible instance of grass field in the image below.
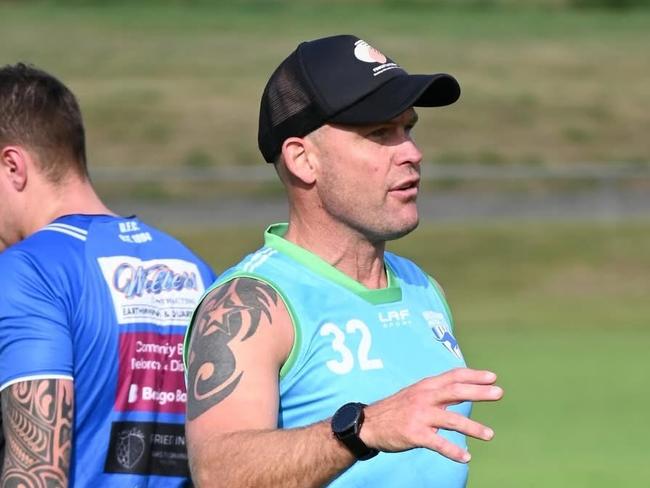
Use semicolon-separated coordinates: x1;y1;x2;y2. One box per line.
2;2;649;170
2;2;649;484
175;220;650;487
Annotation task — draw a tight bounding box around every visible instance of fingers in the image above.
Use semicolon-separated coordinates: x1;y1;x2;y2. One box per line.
436;383;504;405
416;412;494;464
433;410;494;441
361;369;503;459
420;434;472;464
416;369;504;406
432;368;499;387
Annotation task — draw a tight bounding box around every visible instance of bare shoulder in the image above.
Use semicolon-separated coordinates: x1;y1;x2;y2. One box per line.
185;277;293;422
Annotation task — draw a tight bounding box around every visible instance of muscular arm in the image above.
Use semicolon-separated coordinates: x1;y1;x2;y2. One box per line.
1;379;73;488
186;278;503;487
185;278;355;487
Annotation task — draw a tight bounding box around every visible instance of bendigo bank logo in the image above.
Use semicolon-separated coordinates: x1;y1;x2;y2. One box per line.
113;263;198;299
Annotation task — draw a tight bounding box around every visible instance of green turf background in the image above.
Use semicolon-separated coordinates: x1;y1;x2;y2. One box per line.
175;221;650;487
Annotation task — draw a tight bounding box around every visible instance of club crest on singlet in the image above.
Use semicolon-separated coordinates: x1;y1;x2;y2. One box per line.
422;310;463;360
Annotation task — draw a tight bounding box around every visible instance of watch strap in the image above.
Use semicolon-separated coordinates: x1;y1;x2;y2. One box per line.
340;431;379;461
332;402;379;461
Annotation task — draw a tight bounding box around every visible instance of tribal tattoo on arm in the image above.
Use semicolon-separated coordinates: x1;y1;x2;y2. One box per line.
1;379;73;488
186;278;278;421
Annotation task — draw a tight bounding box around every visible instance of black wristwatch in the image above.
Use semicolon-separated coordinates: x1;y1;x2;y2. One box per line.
331;402;379;461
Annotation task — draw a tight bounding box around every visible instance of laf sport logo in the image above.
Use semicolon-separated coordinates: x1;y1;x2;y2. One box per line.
422;311;463;360
378;309;411;328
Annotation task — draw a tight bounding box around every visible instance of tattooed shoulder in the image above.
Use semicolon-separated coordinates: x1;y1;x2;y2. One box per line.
186;278;278;420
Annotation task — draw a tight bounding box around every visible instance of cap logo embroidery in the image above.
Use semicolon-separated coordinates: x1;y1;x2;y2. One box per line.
354;40;387;64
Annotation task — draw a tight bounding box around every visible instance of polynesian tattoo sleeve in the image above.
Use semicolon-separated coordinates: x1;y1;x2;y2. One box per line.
1;379;73;487
186;278;278;421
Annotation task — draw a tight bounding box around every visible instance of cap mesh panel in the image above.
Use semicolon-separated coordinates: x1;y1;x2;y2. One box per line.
258;52;326;163
265;56;311;126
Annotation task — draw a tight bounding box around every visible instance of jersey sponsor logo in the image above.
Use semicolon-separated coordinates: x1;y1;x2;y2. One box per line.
422;311;463;360
115;332;187;414
378;309;411;328
115;427;146;469
113;263;197;298
98;256;205;326
128;385;187;406
104;421;189;478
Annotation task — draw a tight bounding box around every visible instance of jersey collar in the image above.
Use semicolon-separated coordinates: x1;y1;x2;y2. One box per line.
264;223;402;304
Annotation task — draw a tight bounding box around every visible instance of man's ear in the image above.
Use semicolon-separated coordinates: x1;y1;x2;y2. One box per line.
280;137;317;186
0;146;29;192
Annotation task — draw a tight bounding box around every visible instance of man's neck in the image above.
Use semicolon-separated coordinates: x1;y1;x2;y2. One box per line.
283;214;388;290
23;176;115;238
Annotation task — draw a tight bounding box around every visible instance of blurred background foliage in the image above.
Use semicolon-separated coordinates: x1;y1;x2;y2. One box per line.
1;0;648;170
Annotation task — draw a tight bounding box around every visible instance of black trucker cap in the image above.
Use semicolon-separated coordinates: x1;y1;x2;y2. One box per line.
258;34;461;163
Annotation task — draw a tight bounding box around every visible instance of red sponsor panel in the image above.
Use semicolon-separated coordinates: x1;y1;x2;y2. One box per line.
115;331;187;414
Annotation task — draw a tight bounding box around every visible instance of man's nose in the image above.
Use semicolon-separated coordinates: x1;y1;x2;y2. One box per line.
397;138;423;167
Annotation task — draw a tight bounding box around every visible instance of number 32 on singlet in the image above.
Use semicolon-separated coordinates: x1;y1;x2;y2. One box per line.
319;319;384;375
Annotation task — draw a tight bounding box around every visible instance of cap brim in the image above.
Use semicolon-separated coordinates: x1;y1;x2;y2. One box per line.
329;73;460;125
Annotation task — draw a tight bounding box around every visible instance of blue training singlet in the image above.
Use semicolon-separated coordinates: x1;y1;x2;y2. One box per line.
185;223;470;487
0;214;215;487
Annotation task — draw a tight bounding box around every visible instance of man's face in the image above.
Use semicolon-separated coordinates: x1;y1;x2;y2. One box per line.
311;108;423;242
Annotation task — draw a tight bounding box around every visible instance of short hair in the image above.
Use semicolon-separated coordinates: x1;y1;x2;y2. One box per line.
0;63;88;182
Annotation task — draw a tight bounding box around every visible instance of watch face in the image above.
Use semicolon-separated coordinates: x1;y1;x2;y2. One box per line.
333;403;360;432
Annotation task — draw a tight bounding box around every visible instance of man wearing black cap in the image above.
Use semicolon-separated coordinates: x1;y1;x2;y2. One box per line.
183;35;503;487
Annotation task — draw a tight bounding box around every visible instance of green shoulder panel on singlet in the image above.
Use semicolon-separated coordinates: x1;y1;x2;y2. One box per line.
182;270;303;381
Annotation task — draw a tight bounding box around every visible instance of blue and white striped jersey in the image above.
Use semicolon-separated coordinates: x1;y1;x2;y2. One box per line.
0;214;215;487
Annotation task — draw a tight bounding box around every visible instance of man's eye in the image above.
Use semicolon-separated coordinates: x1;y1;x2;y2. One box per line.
369;127;390;139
